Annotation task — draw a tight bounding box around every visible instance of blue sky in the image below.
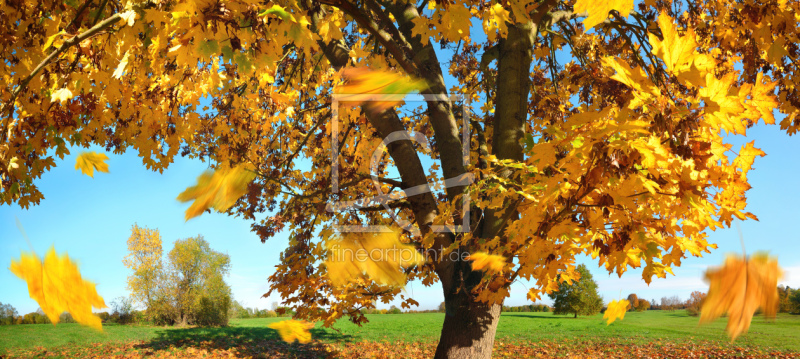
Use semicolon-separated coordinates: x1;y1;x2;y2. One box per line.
1;122;799;315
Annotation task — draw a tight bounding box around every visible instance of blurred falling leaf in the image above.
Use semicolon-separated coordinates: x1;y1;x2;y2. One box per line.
177;163;256;220
268;319;314;343
700;253;782;341
335;68;427;114
9;247;107;330
603;299;629;325
74;151;109;177
324;230;425;287
467;252;506;273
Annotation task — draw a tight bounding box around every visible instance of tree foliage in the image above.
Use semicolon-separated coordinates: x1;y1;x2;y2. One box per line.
2;0;798;355
123;226;232;326
0;302;18;325
548;264;603;318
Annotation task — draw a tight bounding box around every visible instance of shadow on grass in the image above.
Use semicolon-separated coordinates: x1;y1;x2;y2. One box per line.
135;326;352;357
501;313;588;319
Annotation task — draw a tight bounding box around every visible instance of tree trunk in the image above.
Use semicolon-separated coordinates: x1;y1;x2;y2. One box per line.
435;289;502;359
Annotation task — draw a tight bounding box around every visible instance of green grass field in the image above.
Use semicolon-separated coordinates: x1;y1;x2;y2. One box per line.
1;311;798;357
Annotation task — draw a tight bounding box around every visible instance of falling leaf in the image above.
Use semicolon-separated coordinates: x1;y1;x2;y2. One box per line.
603;299;629;325
700;253;782;341
51;88;73;103
335;68;427;114
324;229;425;287
74;151;109;177
468;252;506;273
9;247;107;330
574;0;634;29
268;320;315;343
113;50;131;79
176;163;256;220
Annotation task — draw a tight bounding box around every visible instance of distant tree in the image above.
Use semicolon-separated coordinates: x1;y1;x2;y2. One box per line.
778;285;798;314
123;229;232;326
0;302;18;325
110;296;136;324
790;289;800;314
169;235;232;326
626;294;639;311
650;299;658;309
548;264;603;318
635;299;650;312
388;306;402;314
438;302;446;313
123;224;167;322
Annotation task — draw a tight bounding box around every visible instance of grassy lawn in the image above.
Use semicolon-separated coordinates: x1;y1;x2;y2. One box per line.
1;310;798;357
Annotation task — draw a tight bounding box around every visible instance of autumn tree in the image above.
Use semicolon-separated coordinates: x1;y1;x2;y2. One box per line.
548;264;603;318
635;299;650;312
123;224;169;322
685;291;706;316
168;236;232;326
778;285;798;314
3;0;798;356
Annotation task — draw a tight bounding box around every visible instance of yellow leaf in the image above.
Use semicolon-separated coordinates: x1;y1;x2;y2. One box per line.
324;229;425;287
119;10;137;27
700;253;782;341
43;30;67;51
603;299;629;325
176;163;256;220
483;3;511;41
9;248;107;330
74;151;109;178
574;0;634;29
113;50;131;79
268;320;315;343
467;252;506;273
51;88;74;103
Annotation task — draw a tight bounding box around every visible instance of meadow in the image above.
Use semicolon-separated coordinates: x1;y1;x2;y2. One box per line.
1;310;799;358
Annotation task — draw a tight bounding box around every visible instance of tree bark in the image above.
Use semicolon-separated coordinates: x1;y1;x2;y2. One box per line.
435;291;502;359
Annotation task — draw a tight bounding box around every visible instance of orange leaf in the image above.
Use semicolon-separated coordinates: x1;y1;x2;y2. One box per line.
467;252;506;274
700;253;782;341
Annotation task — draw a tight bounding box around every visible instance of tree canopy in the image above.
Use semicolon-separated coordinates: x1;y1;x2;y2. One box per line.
1;0;797;357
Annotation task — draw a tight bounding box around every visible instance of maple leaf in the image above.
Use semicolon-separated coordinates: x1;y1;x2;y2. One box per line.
51;88;73;103
74;152;110;178
335;68;427;114
468;252;506;273
268;320;315;343
9;247;107;330
603;299;629;325
574;0;634;29
176;163;256;220
700;253;782;341
324;230;425;287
